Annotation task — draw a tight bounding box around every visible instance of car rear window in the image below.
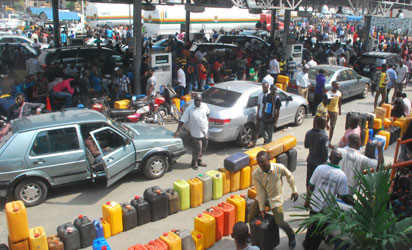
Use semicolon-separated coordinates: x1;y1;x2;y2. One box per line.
357;56;385;66
308;69;334;81
38;51;58;65
202;87;241;107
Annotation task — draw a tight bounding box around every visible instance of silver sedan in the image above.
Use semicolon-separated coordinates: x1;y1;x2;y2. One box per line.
184;81;309;146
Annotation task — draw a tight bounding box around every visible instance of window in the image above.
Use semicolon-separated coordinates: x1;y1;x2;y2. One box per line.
202;87;241;108
247;91;260;108
0;38;15;43
337;71;349;81
92;129;125;156
30;127;80;156
58;50;78;63
276;91;289;102
347;70;358;80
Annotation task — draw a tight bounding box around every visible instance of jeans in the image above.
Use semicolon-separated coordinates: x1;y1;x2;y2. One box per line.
262;122;274;143
52;91;72;108
191;136;208;166
374;87;387;108
198;79;206;91
251;120;264;144
186;80;197;93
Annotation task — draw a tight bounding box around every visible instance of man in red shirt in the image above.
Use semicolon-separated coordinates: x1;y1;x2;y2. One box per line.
198;59;207;91
52;78;74;108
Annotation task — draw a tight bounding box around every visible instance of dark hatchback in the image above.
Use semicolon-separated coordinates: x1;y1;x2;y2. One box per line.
353;52;401;80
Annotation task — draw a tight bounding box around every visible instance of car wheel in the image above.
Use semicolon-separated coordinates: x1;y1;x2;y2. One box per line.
143;155;169;179
359;84;369;99
236;123;254;147
13;178;48;207
294;106;306;126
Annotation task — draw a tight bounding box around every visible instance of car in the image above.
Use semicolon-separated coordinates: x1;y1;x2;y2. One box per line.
190;42;237;61
0;42;38;57
183;81;309;146
38;46;123;73
0;35;48;49
288;65;371;103
353;52;401;80
239;30;269;40
151;37;184;51
215;34;270;51
0;109;186;206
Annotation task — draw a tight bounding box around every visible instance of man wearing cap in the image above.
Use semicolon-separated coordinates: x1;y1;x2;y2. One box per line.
114;67;131;100
296;65;310;100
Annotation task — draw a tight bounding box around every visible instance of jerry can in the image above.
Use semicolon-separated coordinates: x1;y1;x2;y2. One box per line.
277;135;297;152
194;213;215;249
121;203;138;231
191;230;204;250
93;220;104;239
174;230;195;250
47;235;64;250
240;166;251;189
227;195;246;223
378;130;390;149
100;219;111;239
205;207;224;242
381;103;392;118
145;239;168;250
205;170;223;200
217;202;235;236
5;201;29;243
197;174;212;203
181;94;192;103
250;214;280;250
187;178;203;208
384;117;392;129
248;187;257;199
102;201;123;236
250;165;259;185
165;188;181;214
262;140;283;159
73;215;97;248
230;171;240;192
172;98;181;112
93;237;112;250
224;152;250;172
143;186;169;221
173;180;191;210
8;238;28;250
56;222;81;250
373;118;383;130
217;168;231;195
114;99;131;109
244;147;267;166
159;232;182;250
130;195;151;226
128;244;149;250
28;227;47;250
240;194;255;222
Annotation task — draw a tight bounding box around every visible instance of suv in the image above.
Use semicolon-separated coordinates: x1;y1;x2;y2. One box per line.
353;52;401;80
190;43;237;60
215;34;270;51
38;46;123;73
0;35;48;49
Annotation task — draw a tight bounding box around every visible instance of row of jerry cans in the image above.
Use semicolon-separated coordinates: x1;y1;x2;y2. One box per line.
129;230;200;250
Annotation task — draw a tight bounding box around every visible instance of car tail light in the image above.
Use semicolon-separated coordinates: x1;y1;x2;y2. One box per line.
288;82;297;89
208;118;231;125
376;66;382;71
41;64;47;69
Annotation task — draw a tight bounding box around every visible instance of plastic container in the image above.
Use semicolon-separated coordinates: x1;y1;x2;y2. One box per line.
365;140;377;159
205;207;224;242
197;174;212;203
375;107;387;121
277;135;297;152
217;202;235;236
181;94;192;103
93;220;104;239
165;188;181;214
262;140;283;159
286;148;297;172
56;222;81;250
159;232;182;250
8;238;28;250
174;230;195;250
375;135;387;150
121;203;138;231
224;152;250;172
373;118;383;130
114;99;131;109
145;239;168;250
187;178;203;208
244;147;266;166
143;186;169;221
387;126;401;144
93;237;111;250
102;201;123;236
191;230;204;250
130;195;152;226
378;130;390;149
205;170;223;200
5;201;29;242
217;168;231;195
73;215;97;248
172;98;181;112
230;170;240;192
384;117;392;128
128;244;149;250
194;213;215;249
363;129;369;146
381;103;392;118
240;194;255;223
47;235;64;250
248;187;257;199
173;180;191;210
250;214;280;250
29;227;47;250
239;166;251;189
275;153;288;168
227;195;246;223
277;75;289;85
100;219;111;239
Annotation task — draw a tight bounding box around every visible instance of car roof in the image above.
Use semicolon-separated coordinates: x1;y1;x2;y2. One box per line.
212;80;261;94
42;46;114;53
193;42;237;47
309;65;350;72
361;52;399;58
12;109;108;133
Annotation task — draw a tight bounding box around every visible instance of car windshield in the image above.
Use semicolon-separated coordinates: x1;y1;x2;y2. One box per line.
107;119;134;138
0;129;13;148
308;69;334;81
201;87;241;107
358;56;385;66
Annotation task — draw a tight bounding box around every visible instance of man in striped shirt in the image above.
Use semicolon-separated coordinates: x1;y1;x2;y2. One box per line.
249;151;299;249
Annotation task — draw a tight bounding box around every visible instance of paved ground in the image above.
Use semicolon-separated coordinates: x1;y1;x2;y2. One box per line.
0;87;408;250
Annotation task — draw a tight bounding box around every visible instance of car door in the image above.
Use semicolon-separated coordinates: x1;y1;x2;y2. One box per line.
336;70;351;99
276;91;295;126
346;69;362;96
245;90;260;125
90;127;135;186
26;126;89;185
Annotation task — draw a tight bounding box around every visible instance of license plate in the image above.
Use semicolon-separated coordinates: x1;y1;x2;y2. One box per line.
363;68;370;72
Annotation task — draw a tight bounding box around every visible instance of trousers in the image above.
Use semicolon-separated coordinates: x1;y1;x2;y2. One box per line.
191;136;208;166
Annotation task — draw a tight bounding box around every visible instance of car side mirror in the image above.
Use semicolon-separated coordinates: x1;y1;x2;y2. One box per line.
357;75;361;80
123;137;130;145
288;96;293;101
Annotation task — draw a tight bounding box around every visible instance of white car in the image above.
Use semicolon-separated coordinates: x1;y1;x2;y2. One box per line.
0;35;48;50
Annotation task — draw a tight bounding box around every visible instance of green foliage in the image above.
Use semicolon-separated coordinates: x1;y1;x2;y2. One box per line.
292;168;412;250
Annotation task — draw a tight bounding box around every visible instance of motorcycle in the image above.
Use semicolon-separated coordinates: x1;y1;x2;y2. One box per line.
159;84;182;122
125;95;165;126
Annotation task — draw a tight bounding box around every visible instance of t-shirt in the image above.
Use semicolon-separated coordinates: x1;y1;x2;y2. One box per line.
180;103;210;138
146;76;156;96
337;147;377;195
338;126;361;148
396;65;408;84
403;98;411;116
316;102;328;117
309;163;349;212
379;72;389;88
262;94;281;124
327;90;342;113
262;74;274;87
315;74;326;94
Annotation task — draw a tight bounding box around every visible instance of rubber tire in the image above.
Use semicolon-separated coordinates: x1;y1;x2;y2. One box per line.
294;106;306;126
143;155;169;180
236;123;254;147
13;178;48;207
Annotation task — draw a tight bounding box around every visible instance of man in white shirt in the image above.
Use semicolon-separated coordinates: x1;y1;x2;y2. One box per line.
248;82;269;148
307;56;318;68
296;65;310;100
269;55;280;82
337;134;384;195
195;49;207;62
176;65;186;95
25;55;41;76
402;93;411;116
262;70;274;87
174;93;210;170
396;60;408;90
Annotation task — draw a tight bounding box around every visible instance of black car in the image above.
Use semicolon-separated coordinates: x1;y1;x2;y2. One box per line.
216;34;270;50
353;52;401;80
190;43;238;60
